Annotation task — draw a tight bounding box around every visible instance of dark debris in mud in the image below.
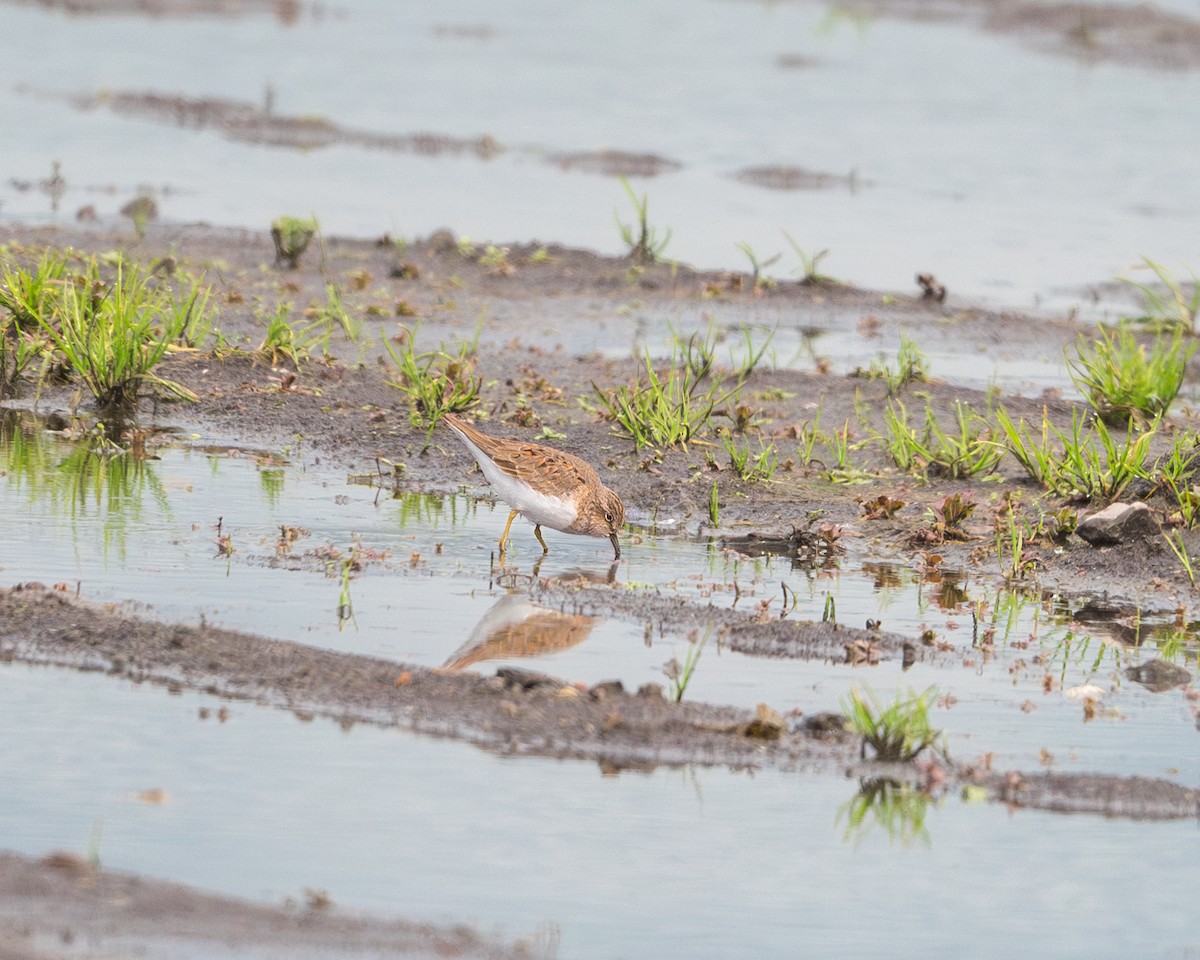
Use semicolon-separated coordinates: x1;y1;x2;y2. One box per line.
3;221;1197;617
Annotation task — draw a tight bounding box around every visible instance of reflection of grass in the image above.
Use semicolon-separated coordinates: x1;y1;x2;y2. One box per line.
987;587;1038;645
1152;627;1200;663
259;468;285;507
1;413;170;561
393;491;478;530
838;778;932;848
1045;631;1121;687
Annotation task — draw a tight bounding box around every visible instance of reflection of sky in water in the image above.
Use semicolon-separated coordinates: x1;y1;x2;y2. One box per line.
2;662;1197;960
2;0;1200;316
2;421;1199;956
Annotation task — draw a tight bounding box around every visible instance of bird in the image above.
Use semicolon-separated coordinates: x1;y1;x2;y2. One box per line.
442;413;625;559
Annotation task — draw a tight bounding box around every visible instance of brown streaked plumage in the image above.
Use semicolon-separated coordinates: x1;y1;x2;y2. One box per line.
442;413;625;559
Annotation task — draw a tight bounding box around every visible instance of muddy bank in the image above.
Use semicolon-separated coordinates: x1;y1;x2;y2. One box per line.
0;850;547;960
3;584;1197;820
9;0;1200;71
0;584;858;773
842;0;1200;70
2;220;1196;613
532;579;916;662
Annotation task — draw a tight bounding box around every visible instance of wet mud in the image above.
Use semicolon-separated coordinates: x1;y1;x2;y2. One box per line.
65;90;505;158
839;0;1200;70
729;165;865;192
3;219;1200;947
2;220;1195;615
3;579;1197;822
0;850;546;960
0;584;859;773
9;0;1200;70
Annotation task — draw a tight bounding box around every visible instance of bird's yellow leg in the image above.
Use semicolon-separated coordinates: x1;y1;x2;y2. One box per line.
498;509;518;554
533;524;549;554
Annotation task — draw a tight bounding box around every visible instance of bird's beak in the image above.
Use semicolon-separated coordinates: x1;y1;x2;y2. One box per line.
610;533;621;560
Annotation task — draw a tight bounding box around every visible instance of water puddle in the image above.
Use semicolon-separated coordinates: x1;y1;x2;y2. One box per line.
3;0;1200;314
3;411;1199;954
2;659;1197;960
604;307;1078;396
2;411;1196;785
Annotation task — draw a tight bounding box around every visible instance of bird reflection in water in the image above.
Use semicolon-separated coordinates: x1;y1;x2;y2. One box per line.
442;592;599;671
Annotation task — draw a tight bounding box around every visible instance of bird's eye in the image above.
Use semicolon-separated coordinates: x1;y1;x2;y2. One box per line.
605;512;614;523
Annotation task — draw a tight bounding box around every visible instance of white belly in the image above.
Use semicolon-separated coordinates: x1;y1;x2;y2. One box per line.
466;446;578;532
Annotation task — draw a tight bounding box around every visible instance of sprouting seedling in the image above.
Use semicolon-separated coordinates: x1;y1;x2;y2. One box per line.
1121;256;1200;333
271;215;318;269
31;256;204;413
1067;324;1192;425
479;245;515;276
1163;530;1196;588
708;480;720;527
734;241;781;289
591;351;738;451
783;230;839;286
822;593;836;624
87;819;104;868
996;506;1035;582
337;555;357;629
730;325;776;382
722;434;780;482
123;193;156;241
842;686;945;763
384;323;483;446
615;175;671;264
663;628;710;702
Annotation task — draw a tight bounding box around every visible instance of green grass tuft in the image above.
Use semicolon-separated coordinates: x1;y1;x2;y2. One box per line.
842;686;944;763
1068;325;1193;424
385;324;482;442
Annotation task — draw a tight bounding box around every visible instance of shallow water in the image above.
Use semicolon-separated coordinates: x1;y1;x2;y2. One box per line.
2;415;1199;953
2;415;1196;782
3;0;1200;316
3;662;1199;959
